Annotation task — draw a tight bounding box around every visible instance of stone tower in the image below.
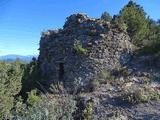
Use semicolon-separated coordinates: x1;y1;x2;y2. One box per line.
38;13;133;91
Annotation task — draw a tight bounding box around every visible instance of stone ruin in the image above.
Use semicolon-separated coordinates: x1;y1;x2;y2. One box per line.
38;13;134;91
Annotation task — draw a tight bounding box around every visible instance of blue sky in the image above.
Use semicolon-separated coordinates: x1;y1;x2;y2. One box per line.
0;0;159;56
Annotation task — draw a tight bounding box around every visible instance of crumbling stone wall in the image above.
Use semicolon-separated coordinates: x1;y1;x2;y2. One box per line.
38;13;134;91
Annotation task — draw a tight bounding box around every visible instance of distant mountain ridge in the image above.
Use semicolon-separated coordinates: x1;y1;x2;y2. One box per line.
0;54;38;62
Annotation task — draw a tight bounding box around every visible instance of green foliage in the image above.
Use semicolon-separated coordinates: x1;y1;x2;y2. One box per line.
100;69;113;80
27;89;42;106
0;1;160;119
49;82;65;94
137;24;160;56
112;16;128;31
148;21;160;43
74;40;88;55
0;61;24;119
137;44;160;55
117;0;149;46
21;58;40;97
101;11;112;22
83;100;95;120
0;59;42;119
121;85;160;104
139;19;160;54
91;69;114;86
99;69;114;82
13;94;77;120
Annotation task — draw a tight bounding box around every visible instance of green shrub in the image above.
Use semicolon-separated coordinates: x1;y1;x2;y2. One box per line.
21;58;40;97
49;82;65;94
100;69;113;79
83;100;94;120
74;40;88;55
90;69;115;86
0;61;23;119
27;89;42;106
136;42;160;55
101;11;112;22
13;94;76;120
115;1;150;46
99;69;114;83
112;16;128;31
121;85;160;103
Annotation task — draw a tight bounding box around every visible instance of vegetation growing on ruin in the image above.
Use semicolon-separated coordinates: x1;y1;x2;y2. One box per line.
74;40;88;55
0;1;160;119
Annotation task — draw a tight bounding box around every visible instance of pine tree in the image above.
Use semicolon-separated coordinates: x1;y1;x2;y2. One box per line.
101;11;112;22
118;0;149;46
0;61;23;119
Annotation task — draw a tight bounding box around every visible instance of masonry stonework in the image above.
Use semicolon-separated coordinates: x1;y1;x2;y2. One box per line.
38;13;134;91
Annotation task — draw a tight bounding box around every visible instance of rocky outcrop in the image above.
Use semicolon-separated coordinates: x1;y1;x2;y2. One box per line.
38;13;134;91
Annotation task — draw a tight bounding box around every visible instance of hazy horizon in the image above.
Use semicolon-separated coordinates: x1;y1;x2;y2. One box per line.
0;0;159;56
